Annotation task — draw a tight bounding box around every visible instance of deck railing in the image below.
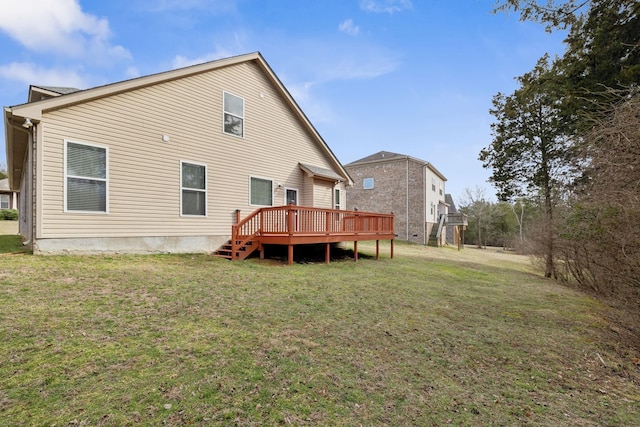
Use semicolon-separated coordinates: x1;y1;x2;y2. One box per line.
231;205;394;260
447;213;468;226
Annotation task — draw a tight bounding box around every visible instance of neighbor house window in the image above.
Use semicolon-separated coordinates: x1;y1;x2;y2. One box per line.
181;161;207;216
363;178;374;189
65;140;107;213
432;177;436;192
0;195;9;209
223;91;244;137
334;188;341;210
250;176;273;206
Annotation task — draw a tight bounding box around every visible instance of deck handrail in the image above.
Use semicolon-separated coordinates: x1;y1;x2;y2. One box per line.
447;213;468;226
231;205;394;257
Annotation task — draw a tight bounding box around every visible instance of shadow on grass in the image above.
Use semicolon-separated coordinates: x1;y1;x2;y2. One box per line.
256;243;375;265
0;234;29;255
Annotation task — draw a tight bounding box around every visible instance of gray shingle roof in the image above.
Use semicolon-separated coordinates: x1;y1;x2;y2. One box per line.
299;163;344;181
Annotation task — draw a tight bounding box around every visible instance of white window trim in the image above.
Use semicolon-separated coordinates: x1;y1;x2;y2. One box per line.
63;139;109;214
180;160;208;217
284;187;299;206
223;91;245;138
249;175;274;207
363;178;374;190
0;194;9;209
334;188;342;210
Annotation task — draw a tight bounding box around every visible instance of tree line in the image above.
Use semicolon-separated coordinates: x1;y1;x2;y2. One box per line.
477;1;639;311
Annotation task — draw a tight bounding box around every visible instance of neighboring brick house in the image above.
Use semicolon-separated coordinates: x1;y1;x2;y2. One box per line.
345;151;448;245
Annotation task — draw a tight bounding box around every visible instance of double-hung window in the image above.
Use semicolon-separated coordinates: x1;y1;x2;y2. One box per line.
250;176;273;206
65;140;107;213
181;161;207;216
223;91;244;137
0;195;9;210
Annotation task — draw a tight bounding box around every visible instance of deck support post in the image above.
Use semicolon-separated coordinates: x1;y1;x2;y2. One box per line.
376;240;380;260
288;245;294;266
354;241;358;262
325;243;331;264
390;239;394;259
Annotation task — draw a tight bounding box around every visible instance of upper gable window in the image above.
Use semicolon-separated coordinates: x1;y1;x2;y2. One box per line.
65;140;108;213
223;91;244;137
363;178;374;190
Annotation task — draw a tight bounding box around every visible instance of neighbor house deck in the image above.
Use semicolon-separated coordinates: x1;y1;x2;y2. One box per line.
216;205;395;265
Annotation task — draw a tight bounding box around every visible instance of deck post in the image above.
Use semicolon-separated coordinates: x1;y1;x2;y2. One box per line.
235;209;241;224
325;243;331;264
390;239;394;259
376;240;380;260
287;205;294;236
288;245;294;265
354;241;358;262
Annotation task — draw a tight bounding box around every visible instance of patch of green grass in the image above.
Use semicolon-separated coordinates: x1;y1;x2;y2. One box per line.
0;234;27;254
0;244;638;425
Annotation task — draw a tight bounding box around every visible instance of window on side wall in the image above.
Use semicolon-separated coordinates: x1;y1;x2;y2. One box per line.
65;140;107;213
334;188;341;210
0;194;9;209
363;178;374;189
250;176;273;206
181;161;207;216
432;177;436;192
223;91;244;137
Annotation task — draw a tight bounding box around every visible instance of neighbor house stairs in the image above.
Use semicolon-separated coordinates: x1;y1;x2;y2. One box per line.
428;214;447;247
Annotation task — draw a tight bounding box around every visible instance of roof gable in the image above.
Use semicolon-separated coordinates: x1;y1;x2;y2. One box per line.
5;52;353;189
346;150;447;181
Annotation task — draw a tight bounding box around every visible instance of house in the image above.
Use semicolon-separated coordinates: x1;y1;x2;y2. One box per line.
345;151;449;246
4;52;390;256
0;178;18;210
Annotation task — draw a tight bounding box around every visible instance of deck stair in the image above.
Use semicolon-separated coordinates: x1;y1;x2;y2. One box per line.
213;239;259;260
428;214;447;247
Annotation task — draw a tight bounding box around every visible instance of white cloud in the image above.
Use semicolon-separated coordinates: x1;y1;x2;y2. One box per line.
0;0;130;62
0;62;89;88
142;0;237;13
339;19;360;36
171;47;239;69
125;66;141;79
360;0;413;14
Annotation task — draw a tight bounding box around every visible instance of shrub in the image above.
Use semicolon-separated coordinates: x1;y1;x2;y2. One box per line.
1;209;18;220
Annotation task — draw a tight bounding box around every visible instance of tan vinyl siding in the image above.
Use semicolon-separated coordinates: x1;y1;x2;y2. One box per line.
313;180;334;208
38;61;342;238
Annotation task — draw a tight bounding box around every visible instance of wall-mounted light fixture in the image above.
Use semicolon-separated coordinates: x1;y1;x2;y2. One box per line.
22;118;33;128
162;134;170;142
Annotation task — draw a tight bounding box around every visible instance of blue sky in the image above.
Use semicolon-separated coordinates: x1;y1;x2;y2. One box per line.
0;0;566;202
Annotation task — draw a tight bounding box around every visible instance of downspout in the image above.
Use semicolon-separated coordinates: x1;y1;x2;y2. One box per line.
423;164;427;245
4;113;35;246
406;157;409;241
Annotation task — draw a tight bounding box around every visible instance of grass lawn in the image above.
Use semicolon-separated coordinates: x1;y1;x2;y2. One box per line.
0;242;638;425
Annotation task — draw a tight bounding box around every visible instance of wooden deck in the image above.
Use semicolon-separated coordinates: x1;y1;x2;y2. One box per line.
216;205;395;265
